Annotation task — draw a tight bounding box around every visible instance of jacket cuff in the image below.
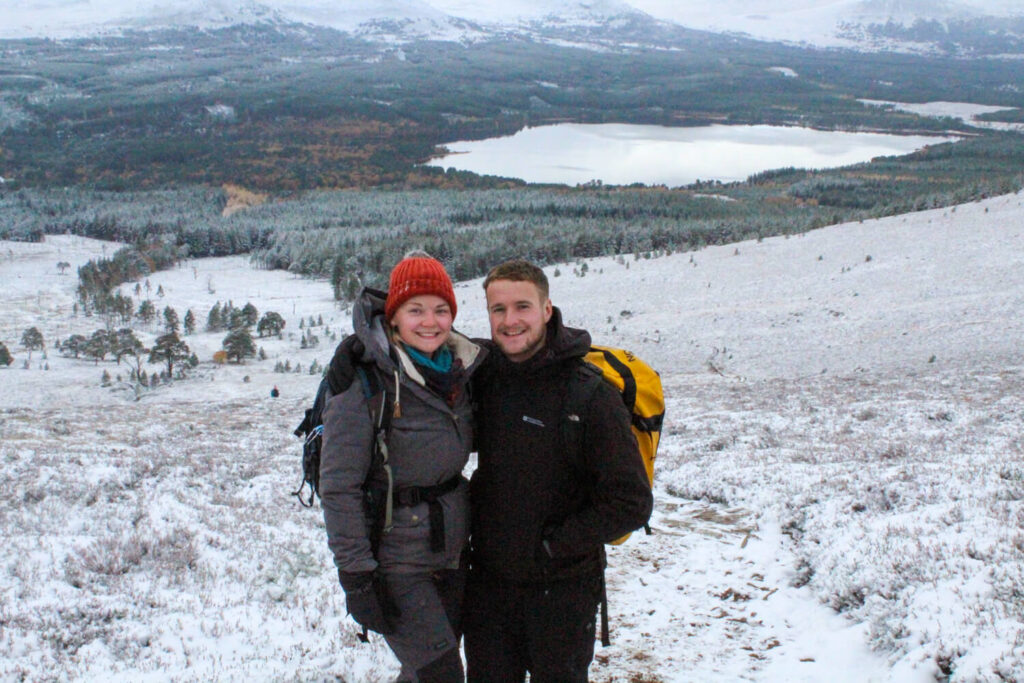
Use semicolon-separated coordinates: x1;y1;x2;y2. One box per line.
338;569;374;593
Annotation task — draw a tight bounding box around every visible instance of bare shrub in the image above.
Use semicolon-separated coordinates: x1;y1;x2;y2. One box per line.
708;435;733;452
855;408;877;421
64;527;197;585
69;533;148;578
34;601;129;655
878;443;908;460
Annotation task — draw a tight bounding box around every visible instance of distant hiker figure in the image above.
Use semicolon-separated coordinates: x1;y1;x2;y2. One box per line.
270;386;279;398
320;252;486;681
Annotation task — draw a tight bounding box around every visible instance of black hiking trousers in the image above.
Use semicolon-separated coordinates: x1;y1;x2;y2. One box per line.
463;568;602;683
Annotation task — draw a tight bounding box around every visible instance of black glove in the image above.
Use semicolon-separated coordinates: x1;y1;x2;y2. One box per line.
327;334;365;395
339;570;399;635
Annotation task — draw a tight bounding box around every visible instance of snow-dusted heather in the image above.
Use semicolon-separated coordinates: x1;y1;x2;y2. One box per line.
2;190;1023;681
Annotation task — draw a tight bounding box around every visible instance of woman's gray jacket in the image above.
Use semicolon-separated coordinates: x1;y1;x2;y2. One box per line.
319;289;486;574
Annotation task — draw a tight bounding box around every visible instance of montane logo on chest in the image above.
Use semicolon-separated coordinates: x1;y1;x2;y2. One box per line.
521;415;545;428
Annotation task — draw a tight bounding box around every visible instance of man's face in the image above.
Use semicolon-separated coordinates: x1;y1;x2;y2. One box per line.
485;279;553;363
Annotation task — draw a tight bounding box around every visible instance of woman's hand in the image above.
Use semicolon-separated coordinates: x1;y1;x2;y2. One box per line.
339;570;400;635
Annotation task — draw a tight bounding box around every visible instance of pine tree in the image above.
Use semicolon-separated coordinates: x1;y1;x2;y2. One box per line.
59;334;87;358
149;332;191;376
137;300;156;326
257;312;285;338
21;327;44;359
206;302;223;332
222;328;257;364
228;308;247;331
183;309;196;335
163;306;180;333
84;329;111;364
113;328;145;366
241;302;259;328
0;341;12;367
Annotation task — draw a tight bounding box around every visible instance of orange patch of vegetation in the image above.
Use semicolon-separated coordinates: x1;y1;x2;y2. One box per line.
847;172;916;181
222;184;268;217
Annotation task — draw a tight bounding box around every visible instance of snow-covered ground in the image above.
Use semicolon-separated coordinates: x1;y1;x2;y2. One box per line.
2;190;1023;681
860;99;1024;133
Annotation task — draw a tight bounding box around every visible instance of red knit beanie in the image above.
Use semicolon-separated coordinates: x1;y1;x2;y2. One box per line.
385;255;457;321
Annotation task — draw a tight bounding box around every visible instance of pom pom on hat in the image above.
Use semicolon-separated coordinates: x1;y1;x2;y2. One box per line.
385;253;457;321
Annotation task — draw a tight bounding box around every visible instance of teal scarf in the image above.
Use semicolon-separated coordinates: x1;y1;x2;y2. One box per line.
401;343;453;373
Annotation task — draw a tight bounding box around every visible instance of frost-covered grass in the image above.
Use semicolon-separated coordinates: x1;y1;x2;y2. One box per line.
2;191;1024;681
1;397;398;681
658;369;1024;681
4;369;1019;681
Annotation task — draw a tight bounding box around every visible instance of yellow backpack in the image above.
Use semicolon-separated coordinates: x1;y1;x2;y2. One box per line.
565;345;664;647
567;345;664;545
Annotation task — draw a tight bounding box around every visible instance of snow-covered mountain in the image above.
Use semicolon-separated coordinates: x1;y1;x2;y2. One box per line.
0;0;649;42
633;0;1024;50
3;0;1023;52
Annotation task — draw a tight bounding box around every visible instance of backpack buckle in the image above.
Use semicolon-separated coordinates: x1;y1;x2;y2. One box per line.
396;487;421;507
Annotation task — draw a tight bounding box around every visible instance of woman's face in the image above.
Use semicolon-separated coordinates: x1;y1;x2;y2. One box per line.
390;294;453;355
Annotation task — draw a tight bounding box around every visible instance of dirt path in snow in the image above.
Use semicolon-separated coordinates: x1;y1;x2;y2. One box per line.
595;493;891;682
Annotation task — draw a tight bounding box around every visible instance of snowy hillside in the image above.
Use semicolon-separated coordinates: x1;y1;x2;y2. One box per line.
630;0;1024;48
3;0;1022;51
2;191;1023;680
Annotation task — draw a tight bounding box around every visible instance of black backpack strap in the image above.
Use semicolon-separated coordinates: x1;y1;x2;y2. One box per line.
594;347;636;410
560;361;605;472
293;337;367;508
560;360;613;644
291;377;333;507
356;365;397;558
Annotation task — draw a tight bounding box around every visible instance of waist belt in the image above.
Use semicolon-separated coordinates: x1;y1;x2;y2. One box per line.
393;475;461;553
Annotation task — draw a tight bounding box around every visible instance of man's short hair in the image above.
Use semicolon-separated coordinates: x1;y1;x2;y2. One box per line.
483;259;549;301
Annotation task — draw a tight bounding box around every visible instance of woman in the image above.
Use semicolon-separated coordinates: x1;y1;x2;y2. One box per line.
319;252;486;682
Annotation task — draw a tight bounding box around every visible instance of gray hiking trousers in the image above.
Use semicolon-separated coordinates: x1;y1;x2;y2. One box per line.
383;569;465;683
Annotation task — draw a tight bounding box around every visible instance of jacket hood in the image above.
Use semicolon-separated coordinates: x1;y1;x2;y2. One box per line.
352;286;394;370
543;306;592;363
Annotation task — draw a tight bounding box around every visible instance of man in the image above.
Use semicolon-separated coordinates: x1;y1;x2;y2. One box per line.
464;259;653;682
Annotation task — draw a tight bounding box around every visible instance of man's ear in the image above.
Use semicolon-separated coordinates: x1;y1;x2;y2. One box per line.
543;298;553;323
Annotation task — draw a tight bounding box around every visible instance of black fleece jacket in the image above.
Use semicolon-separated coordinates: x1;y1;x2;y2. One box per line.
469;308;653;583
